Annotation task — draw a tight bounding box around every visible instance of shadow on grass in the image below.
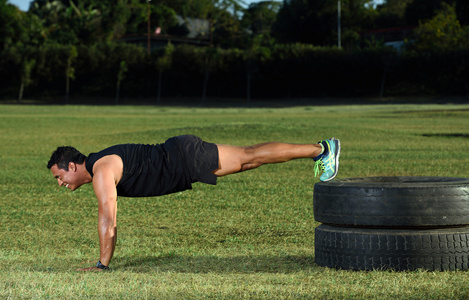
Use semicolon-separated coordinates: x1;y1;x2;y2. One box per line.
116;254;317;273
422;133;469;138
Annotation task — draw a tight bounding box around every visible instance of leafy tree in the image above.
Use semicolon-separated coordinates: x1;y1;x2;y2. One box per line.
29;0;141;43
273;0;374;48
196;47;222;103
240;1;280;45
29;0;76;44
1;3;46;99
1;2;45;48
24;0;248;47
404;0;444;26
155;42;174;104
84;0;139;40
410;2;469;51
115;60;127;104
130;2;178;35
404;0;469;26
177;0;245;47
133;0;246;46
0;0;22;49
341;0;376;48
65;45;77;104
375;0;413;27
455;0;469;25
30;0;104;44
273;0;317;44
244;35;271;103
212;9;242;47
213;0;246;19
165;0;214;19
18;58;36;103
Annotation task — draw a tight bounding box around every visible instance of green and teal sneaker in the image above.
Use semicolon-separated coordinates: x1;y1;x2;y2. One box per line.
313;138;341;182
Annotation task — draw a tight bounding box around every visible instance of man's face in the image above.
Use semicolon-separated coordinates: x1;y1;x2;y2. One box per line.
50;163;81;191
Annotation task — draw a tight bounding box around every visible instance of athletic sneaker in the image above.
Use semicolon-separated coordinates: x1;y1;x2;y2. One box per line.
313;138;341;182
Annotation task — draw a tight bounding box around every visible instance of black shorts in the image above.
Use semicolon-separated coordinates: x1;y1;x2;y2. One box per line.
166;135;219;186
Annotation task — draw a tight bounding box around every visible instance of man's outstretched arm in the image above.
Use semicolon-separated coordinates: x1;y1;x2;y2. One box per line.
78;166;118;271
95;168;118;267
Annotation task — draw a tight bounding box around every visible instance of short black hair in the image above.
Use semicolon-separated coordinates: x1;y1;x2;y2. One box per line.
47;146;86;170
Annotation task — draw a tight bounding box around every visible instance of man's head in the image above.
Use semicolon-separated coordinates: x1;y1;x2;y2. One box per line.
47;146;86;171
48;146;87;191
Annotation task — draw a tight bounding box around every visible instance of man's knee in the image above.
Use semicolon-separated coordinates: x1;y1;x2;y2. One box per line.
214;145;245;176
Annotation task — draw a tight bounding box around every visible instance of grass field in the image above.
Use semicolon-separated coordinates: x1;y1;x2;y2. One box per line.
1;103;469;299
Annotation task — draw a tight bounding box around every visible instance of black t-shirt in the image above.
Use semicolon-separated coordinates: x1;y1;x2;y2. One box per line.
85;141;191;197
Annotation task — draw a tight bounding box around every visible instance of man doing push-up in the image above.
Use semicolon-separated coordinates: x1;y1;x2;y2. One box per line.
47;135;340;271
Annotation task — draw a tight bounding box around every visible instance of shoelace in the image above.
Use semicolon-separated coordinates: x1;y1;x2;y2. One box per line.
314;159;325;177
314;152;336;177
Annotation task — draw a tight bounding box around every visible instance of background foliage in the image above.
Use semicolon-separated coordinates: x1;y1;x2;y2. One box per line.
1;0;469;101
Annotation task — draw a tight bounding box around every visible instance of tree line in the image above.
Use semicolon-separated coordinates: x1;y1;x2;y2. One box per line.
1;0;469;103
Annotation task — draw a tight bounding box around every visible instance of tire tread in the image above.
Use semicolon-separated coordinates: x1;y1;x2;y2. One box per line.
315;225;469;271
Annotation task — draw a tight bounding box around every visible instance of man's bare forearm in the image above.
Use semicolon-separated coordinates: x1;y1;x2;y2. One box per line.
98;221;117;266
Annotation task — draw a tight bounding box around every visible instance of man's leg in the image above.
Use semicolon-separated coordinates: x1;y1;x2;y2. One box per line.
213;142;323;176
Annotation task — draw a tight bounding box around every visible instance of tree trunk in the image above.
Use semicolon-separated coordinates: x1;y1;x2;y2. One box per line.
116;80;121;105
18;80;24;104
65;76;70;105
202;67;209;103
157;69;163;104
246;70;251;104
380;66;388;101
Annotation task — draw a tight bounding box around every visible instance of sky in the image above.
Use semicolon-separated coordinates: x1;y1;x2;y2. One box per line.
8;0;386;12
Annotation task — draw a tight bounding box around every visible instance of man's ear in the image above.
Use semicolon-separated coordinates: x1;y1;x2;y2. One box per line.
69;162;77;172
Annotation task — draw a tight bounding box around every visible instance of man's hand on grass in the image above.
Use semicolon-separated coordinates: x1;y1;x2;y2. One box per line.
76;260;109;272
76;266;103;272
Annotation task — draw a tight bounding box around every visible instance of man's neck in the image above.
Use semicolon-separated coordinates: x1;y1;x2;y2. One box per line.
78;161;93;184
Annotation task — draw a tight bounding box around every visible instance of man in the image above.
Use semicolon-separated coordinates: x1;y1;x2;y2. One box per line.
47;135;340;271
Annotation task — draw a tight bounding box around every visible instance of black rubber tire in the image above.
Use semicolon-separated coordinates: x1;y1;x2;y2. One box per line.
313;177;469;228
314;224;469;271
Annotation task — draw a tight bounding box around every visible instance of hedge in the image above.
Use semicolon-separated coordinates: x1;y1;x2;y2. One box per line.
1;42;468;102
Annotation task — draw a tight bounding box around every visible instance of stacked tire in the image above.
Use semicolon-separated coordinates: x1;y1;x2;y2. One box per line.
313;177;469;271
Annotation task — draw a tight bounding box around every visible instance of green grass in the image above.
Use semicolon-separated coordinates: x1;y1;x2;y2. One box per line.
1;103;469;299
